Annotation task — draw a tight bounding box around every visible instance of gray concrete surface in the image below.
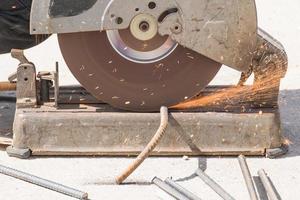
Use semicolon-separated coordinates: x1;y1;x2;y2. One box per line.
0;1;300;199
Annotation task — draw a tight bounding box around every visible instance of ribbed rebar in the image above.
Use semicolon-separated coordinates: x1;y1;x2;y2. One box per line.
238;155;258;200
195;169;235;200
0;164;88;199
116;106;169;184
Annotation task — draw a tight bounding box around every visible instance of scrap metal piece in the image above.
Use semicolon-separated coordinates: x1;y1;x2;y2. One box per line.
164;178;202;200
195;169;235;200
266;144;289;159
6;146;31;159
116;106;168;184
152;177;190;200
258;169;280;200
58;31;221;111
238;155;258;200
0;164;88;199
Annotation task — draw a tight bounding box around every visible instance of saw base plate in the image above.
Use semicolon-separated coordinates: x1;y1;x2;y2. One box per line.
7;86;285;159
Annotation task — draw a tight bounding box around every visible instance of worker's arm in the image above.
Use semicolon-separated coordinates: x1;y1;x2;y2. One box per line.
0;0;49;54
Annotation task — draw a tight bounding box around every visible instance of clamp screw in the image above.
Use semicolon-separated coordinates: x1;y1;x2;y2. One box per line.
171;23;182;34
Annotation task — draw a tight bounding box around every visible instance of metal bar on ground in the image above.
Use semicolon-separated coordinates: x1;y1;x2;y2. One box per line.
152;177;190;200
115;106;169;184
165;178;202;200
0;164;88;199
238;155;258;200
258;169;279;200
195;169;235;200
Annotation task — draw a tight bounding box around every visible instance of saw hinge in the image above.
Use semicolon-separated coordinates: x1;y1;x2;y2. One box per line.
10;50;60;108
11;49;38;108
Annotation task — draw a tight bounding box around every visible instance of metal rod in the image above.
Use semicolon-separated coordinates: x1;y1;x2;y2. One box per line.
195;169;235;200
115;106;169;184
165;178;202;200
152;177;190;200
258;169;279;200
0;82;16;91
0;164;88;199
238;155;258;200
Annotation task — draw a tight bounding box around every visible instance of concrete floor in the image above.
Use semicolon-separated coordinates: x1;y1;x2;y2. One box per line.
0;1;300;200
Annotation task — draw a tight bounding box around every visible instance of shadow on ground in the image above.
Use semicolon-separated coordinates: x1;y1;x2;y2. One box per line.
279;89;300;158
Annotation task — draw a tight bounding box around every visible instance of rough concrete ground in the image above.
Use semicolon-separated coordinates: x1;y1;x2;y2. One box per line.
0;1;300;200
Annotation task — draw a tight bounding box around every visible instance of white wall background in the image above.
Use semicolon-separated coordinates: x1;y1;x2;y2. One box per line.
0;0;299;88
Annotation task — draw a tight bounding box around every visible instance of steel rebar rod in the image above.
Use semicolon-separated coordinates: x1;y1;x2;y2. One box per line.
0;164;88;199
0;82;16;91
165;178;202;200
115;106;169;184
258;169;279;200
238;155;258;200
152;177;190;200
195;169;235;200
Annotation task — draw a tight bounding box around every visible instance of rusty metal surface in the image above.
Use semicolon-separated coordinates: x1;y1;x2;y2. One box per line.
11;103;282;157
0;82;16;91
58;31;221;111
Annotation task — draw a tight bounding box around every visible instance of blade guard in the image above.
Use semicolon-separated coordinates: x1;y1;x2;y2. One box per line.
31;0;257;71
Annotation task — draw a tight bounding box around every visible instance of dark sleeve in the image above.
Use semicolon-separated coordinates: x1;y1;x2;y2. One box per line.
0;0;49;54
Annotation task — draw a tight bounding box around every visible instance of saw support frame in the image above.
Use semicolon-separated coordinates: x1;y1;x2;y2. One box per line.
6;51;288;159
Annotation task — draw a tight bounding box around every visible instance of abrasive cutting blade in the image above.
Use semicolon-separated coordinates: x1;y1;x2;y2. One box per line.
58;31;221;111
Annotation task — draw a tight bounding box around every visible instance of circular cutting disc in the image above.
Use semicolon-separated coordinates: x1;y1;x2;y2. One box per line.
58;31;221;111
